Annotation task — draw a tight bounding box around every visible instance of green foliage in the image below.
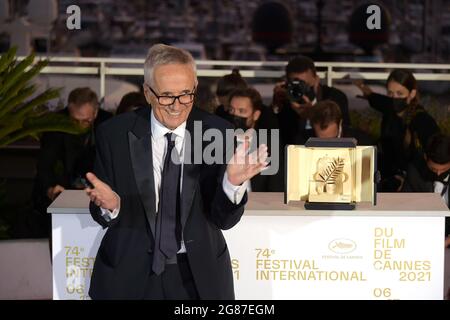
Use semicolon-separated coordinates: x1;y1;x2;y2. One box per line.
349;109;381;141
0;47;87;238
421;95;450;135
0;47;86;147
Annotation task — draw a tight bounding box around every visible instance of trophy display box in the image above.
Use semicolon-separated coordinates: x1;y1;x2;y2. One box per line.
284;138;377;210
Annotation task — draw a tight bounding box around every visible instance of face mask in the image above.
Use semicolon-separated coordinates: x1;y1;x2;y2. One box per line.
232;115;250;130
369;93;409;113
392;98;409;113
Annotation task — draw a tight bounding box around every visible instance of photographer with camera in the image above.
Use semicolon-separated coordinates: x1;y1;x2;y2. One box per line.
272;55;350;147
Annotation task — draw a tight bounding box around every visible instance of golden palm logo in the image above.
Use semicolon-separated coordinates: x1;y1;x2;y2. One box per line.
328;239;357;254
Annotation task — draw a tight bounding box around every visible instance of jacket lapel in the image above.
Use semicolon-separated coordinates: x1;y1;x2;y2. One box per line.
180;109;202;228
128;107;157;238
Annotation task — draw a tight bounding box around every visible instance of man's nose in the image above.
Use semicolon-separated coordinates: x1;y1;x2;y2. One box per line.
169;100;183;110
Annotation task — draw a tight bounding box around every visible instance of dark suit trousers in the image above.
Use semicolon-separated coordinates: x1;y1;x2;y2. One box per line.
143;254;199;299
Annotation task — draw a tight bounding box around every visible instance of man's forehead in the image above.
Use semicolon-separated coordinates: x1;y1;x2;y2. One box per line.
69;103;96;116
231;97;252;109
288;70;313;79
154;64;195;79
153;78;196;94
428;159;450;167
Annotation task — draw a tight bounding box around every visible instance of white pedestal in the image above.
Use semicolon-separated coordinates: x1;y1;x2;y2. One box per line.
48;191;449;300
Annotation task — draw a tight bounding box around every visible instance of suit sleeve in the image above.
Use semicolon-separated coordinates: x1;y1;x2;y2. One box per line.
205;120;248;230
367;93;393;115
209;164;248;230
89;125;120;229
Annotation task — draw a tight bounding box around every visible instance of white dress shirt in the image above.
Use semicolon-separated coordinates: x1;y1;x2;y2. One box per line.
100;110;248;251
433;174;449;208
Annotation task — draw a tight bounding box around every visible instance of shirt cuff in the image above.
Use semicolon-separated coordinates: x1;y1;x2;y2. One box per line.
99;191;121;221
222;171;248;204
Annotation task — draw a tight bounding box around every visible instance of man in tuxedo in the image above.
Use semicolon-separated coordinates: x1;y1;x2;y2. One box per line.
84;44;268;299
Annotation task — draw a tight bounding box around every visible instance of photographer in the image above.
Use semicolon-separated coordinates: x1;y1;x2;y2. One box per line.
272;55;350;146
355;69;440;192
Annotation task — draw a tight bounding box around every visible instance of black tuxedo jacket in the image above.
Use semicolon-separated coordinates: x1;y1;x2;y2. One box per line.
89;106;247;299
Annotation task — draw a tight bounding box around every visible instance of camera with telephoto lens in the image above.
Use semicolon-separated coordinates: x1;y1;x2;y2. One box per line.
286;79;312;103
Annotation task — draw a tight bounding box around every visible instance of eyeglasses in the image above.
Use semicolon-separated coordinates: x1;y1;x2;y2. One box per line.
146;84;196;106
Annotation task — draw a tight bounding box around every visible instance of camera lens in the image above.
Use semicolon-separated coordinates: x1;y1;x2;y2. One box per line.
287;80;307;103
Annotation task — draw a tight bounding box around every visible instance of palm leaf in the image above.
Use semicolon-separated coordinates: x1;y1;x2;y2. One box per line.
0;47;17;74
0;60;48;116
0;51;36;98
0;85;37;118
15;87;62;118
316;157;345;184
0;48;86;148
0;113;87;147
0;88;64;139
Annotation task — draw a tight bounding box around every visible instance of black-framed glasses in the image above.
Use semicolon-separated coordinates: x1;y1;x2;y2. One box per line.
146;84;196;106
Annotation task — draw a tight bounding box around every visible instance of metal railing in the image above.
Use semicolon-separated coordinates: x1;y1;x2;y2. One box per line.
21;56;450;98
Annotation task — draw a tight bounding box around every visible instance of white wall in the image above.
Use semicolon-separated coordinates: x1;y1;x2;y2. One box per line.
0;239;52;300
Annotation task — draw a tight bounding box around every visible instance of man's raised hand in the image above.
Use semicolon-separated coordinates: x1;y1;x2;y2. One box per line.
226;138;269;186
85;172;119;211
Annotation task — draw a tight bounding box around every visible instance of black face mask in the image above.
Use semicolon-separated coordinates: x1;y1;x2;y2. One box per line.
369;93;409;113
232;115;249;130
392;98;409;113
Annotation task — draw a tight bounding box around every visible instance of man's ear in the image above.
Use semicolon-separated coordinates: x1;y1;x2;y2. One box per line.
253;110;261;122
313;73;320;92
143;84;152;104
